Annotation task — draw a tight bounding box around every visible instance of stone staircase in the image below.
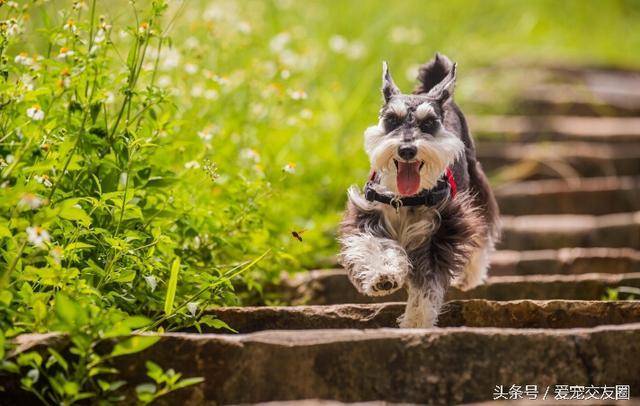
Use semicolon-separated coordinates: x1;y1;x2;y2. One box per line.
6;65;640;405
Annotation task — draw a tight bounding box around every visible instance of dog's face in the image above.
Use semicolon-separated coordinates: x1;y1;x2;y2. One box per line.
364;62;464;196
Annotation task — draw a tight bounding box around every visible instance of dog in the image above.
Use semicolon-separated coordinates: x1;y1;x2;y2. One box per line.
339;53;500;328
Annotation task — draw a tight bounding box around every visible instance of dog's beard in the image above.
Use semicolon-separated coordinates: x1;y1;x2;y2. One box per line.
364;123;464;196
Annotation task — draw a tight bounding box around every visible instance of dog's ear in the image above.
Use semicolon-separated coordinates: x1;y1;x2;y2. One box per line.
381;61;400;103
426;62;456;103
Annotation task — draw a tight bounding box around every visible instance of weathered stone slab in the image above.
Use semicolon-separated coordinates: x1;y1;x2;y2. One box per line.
470;115;640;143
477;141;640;178
277;270;640;305
201;300;640;333
490;248;640;276
7;325;640;404
496;177;640;215
499;212;640;250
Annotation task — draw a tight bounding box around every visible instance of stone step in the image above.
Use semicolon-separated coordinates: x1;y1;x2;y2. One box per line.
278;270;640;305
491;248;640;276
477;141;640;178
202;300;640;333
470;115;640;143
496;176;640;215
518;83;640;117
499;212;640;250
6;325;640;404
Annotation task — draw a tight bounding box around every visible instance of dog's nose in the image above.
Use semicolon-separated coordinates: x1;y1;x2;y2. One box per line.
398;145;417;161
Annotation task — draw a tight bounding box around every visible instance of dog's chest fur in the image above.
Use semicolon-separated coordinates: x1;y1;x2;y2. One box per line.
379;205;438;251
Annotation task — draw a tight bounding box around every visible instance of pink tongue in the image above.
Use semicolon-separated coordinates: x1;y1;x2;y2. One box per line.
396;161;421;196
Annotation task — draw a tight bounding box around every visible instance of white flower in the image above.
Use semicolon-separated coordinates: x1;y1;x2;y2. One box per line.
144;275;157;292
300;109;313;120
282;162;296;174
238;21;252;34
390;26;423;45
94;28;106;43
27;226;51;248
198;126;218;142
185;36;200;49
346;41;366;60
157;75;172;88
288;89;307;100
190;84;204;98
240;148;260;163
184;160;201;169
14;52;33;66
184;63;199;75
186;302;198;317
5;18;22;37
19;193;44;209
50;246;63;264
204;89;219;100
104;91;115;105
269;32;291;53
56;47;74;61
329;35;348;53
34;175;52;188
63;18;76;33
27;105;45;121
280;69;290;80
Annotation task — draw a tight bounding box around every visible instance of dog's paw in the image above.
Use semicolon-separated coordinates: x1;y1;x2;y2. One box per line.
364;272;404;297
451;272;485;292
350;264;407;297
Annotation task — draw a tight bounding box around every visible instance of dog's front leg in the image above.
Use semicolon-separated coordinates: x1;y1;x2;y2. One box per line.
398;270;448;328
340;232;410;297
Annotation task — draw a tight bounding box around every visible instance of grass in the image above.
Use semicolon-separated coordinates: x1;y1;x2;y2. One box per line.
0;0;639;402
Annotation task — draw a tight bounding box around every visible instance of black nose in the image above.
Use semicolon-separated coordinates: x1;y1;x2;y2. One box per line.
398;145;417;160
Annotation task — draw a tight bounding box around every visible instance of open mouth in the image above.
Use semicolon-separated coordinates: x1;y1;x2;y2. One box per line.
394;159;424;196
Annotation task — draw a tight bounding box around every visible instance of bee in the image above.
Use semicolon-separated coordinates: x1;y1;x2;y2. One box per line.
291;229;306;242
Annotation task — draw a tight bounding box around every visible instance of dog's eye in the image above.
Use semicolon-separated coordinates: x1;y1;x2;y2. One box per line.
384;115;403;131
419;118;439;134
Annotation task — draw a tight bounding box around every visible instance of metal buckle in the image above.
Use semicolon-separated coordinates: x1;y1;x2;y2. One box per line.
390;196;403;213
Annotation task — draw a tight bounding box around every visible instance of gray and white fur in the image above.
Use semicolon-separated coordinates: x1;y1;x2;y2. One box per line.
339;53;500;328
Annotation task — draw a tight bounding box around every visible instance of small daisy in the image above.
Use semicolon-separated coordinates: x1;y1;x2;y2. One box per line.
138;22;149;35
14;52;33;66
63;18;76;33
240;148;260;163
19;193;44;209
288;89;307;100
34;174;52;187
184;63;199;75
56;47;74;61
49;246;63;264
27;104;45;121
282;162;296;174
26;226;51;248
184;160;201;169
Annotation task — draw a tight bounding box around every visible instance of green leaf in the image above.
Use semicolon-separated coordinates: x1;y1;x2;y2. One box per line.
54;293;87;329
0;290;12;306
64;242;95;252
199;316;236;333
163;257;180;316
173;377;205;390
110;335;159;357
46;348;68;372
0;331;5;359
58;202;92;227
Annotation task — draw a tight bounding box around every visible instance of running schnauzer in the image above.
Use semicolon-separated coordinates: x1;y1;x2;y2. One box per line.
339;53;500;328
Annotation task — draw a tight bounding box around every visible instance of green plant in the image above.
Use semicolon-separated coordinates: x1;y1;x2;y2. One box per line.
135;361;204;405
